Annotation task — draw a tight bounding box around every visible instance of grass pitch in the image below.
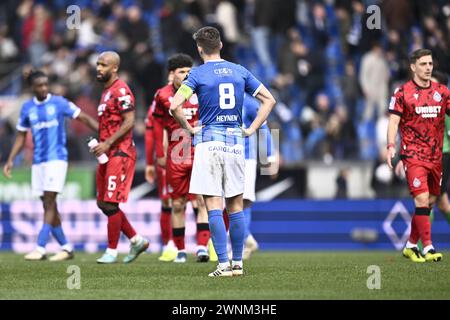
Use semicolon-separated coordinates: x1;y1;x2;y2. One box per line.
0;251;449;300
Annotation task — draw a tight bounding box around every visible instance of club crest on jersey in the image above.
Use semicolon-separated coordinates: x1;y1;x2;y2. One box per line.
433;91;442;102
413;177;421;188
415;105;441;118
413;93;419;100
46;105;55;115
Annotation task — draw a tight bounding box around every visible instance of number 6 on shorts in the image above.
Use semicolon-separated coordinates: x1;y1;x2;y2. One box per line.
108;176;117;191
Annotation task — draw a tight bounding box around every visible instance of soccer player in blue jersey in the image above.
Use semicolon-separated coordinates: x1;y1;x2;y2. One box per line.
2;70;98;261
241;94;277;260
170;27;276;277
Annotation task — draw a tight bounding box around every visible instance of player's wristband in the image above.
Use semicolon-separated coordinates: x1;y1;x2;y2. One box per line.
386;143;395;150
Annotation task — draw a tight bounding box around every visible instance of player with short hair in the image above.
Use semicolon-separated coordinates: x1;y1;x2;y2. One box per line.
170;27;276;276
387;49;450;263
152;53;211;263
3;70;98;261
92;51;149;264
395;70;450;251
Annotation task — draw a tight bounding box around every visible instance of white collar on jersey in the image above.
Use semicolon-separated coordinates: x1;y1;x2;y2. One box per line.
33;93;52;105
205;59;225;63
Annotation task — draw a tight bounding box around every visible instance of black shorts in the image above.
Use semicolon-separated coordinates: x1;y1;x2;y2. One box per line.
441;153;450;194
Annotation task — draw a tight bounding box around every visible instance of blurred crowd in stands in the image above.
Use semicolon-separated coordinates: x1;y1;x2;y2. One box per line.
0;0;449;183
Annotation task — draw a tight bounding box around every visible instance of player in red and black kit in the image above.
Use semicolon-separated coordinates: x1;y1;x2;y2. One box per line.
145;98;177;261
92;51;149;264
153;53;211;263
387;49;450;263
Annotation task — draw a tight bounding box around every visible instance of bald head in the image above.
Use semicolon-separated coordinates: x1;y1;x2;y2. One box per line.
99;51;120;68
96;51;120;83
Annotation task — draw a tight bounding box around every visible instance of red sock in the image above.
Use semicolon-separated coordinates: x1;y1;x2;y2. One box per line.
409;215;420;244
223;209;230;232
107;212;122;249
196;223;210;247
160;207;172;245
172;227;185;250
415;209;432;247
119;210;136;239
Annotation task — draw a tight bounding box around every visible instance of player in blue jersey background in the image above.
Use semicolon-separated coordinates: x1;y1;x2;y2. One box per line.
170;26;276;277
241;93;277;260
2;70;98;261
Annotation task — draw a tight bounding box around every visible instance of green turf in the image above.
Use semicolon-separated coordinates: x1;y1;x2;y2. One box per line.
0;251;449;299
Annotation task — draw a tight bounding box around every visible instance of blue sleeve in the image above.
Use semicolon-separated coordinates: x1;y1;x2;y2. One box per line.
242;66;262;97
61;97;81;119
183;67;200;92
16;104;30;132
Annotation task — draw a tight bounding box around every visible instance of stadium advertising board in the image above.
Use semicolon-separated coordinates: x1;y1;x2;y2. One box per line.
2;199;450;252
0;167;93;201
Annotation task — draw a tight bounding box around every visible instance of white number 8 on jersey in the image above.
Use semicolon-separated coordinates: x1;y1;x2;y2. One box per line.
219;83;235;109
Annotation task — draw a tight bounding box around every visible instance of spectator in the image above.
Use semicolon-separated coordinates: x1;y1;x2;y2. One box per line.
0;25;19;62
335;168;349;199
21;4;53;67
215;0;240;45
359;42;389;122
120;5;150;50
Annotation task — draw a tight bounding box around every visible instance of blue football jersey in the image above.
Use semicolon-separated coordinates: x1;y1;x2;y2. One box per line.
183;60;262;144
242;94;274;160
16;94;81;164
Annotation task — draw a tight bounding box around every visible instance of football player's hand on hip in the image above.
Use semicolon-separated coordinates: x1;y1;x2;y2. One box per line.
241;127;255;137
189;126;203;136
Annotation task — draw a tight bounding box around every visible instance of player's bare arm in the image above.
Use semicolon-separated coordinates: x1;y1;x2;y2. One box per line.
243;86;276;137
153;108;167;167
386;113;400;169
170;90;200;135
3;131;27;178
92;110;135;157
156;128;168;168
76;111;99;131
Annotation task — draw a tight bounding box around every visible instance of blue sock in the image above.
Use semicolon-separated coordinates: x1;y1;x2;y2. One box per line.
51;225;68;246
37;223;52;248
243;207;252;240
229;211;245;261
208;210;229;263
